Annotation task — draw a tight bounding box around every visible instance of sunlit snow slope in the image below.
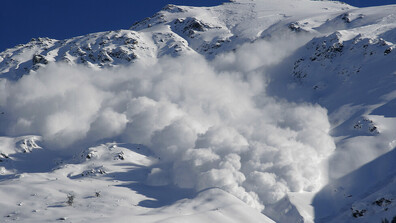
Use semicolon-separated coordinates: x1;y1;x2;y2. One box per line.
1;0;396;222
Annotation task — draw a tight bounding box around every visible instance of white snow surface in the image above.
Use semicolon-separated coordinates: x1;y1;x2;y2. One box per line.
1;0;396;222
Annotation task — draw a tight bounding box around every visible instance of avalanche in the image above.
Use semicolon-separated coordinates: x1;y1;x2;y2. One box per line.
1;0;396;222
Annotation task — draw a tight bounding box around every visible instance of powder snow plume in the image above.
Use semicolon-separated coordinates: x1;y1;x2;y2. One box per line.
0;38;335;210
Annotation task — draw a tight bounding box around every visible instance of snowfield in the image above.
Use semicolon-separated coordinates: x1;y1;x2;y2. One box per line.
1;0;396;222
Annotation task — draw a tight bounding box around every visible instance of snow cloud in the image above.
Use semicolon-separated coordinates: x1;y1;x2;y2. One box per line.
0;38;335;210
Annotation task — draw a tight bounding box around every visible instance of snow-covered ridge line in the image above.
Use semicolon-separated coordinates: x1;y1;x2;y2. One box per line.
0;0;354;79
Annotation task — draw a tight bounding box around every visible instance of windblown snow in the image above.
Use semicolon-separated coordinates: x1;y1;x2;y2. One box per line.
1;0;396;222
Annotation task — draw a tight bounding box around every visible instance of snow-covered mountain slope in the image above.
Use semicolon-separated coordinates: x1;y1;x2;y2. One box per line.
1;0;396;222
0;139;275;223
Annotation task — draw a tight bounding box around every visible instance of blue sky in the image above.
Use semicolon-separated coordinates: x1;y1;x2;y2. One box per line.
1;0;396;52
